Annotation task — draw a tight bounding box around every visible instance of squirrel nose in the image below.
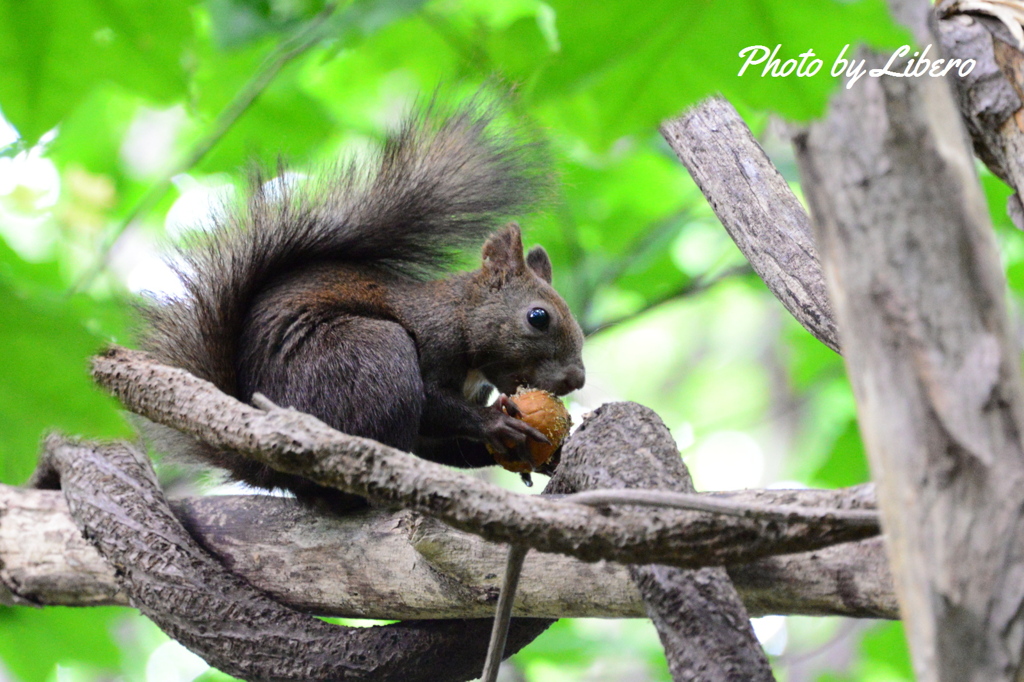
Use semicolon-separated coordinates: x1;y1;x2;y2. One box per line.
557;366;585;395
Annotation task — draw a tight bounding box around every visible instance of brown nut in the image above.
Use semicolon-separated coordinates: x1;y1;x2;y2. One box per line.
487;388;572;474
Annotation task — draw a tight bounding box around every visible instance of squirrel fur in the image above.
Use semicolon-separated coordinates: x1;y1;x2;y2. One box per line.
140;102;586;509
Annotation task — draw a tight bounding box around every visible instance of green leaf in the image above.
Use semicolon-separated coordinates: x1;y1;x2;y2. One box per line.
191;0;430;173
503;0;908;146
517;619;671;681
860;622;913;678
196;76;338;171
299;14;460;131
982;171;1015;231
0;240;129;485
811;418;870;487
0;606;128;682
44;87;162;227
329;0;430;42
819;621;913;681
0;0;192;145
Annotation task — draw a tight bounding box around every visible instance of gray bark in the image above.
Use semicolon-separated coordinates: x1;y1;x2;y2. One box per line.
657;12;1024;675
794;46;1024;682
23;402;820;681
33;435;550;682
37;22;1024;675
0;483;897;619
547;402;774;681
935;5;1024;197
660;97;839;353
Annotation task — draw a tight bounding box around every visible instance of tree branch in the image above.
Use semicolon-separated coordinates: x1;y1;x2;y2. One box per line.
582;263;754;336
659;97;839;353
89;346;878;569
935;3;1024;204
0;483;896;619
31;435;549;682
564;488;877;526
24;400;829;680
546;402;775;680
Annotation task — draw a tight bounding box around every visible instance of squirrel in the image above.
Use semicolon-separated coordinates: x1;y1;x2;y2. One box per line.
139;102;586;510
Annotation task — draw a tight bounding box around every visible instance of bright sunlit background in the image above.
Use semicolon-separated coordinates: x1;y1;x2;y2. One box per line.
3;0;1003;680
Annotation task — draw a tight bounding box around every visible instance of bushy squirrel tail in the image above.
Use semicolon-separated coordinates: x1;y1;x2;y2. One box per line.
140;100;548;396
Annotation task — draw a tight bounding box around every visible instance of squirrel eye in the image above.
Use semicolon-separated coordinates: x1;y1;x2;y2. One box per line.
527;307;550;331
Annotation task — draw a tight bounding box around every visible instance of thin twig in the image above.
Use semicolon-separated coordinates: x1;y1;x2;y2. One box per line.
772;619;863;667
481;544;529;682
564;490;879;527
579;206;692;325
420;10;489;70
583;263;753;336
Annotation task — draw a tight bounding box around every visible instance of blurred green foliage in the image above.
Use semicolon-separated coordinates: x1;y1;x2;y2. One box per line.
0;240;130;485
0;607;126;681
0;0;997;679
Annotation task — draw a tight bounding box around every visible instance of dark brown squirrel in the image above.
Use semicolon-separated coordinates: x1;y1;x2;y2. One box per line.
139;102;586;510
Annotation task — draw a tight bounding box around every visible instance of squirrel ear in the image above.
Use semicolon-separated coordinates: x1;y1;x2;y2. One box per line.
481;223;527;279
526;245;553;283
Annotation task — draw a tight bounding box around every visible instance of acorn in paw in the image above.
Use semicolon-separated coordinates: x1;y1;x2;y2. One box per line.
487;388;572;485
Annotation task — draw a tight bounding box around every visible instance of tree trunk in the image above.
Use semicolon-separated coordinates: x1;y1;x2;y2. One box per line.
795;46;1024;682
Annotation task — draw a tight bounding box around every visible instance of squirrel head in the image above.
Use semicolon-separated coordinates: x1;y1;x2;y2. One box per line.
466;223;586;396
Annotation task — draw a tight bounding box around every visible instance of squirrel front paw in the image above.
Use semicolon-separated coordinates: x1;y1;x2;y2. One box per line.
481;395;551;458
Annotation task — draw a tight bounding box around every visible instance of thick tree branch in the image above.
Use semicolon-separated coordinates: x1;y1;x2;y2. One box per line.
0;483;896;619
32;435;548;682
27;398;819;680
657;19;1024;354
546;402;774;681
935;3;1024;211
90;346;879;570
659;97;839;353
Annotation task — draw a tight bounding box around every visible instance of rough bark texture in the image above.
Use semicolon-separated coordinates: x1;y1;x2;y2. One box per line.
0;483;898;619
33;436;550;682
727;537;895;620
935;6;1024;198
660;96;839;353
548;403;774;681
0;485;121;607
25;402;837;680
794;49;1024;682
90;346;879;569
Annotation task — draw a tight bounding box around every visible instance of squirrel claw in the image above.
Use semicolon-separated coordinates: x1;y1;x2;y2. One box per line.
487;396;550;445
496;393;522;418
